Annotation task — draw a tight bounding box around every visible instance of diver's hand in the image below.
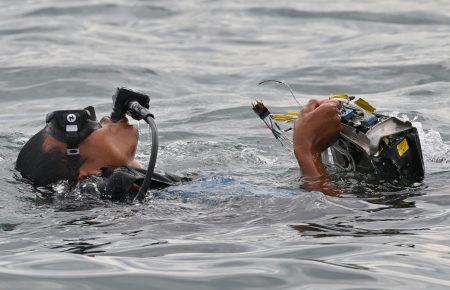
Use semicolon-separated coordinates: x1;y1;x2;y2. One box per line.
293;99;342;179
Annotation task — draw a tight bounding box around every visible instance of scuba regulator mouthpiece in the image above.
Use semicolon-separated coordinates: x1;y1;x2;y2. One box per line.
110;87;159;202
111;87;153;122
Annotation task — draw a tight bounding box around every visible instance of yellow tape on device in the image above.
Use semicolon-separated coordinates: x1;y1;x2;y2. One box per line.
397;138;409;157
330;94;349;100
355;98;376;114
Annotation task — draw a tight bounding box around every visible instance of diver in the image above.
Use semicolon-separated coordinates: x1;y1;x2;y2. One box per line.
16;88;185;202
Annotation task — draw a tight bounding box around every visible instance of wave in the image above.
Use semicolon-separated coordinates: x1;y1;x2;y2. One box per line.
247;7;450;26
23;3;176;19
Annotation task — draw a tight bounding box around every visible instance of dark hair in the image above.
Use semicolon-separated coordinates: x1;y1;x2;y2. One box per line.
16;128;82;187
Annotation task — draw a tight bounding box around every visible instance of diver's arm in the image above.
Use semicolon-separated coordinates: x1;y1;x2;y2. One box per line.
295;147;326;178
293;99;343;194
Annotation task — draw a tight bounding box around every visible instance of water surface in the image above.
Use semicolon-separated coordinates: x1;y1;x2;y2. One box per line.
1;0;450;289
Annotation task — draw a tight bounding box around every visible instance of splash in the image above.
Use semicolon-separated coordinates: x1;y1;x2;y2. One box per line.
413;122;450;164
413;122;450;163
52;178;107;211
383;112;450;164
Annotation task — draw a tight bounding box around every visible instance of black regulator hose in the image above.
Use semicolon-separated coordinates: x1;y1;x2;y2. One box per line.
122;101;159;202
133;114;158;202
110;87;158;202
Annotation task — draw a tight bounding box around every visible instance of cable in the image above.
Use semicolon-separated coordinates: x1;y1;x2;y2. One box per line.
258;79;302;107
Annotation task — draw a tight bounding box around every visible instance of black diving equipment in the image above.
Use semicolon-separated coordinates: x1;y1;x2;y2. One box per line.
45;106;101;184
252;92;425;184
45;106;100;154
111;87;159;201
111;87;153;122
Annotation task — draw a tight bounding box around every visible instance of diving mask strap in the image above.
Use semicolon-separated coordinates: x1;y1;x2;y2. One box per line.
66;131;80;155
65;130;81;185
45;107;100;186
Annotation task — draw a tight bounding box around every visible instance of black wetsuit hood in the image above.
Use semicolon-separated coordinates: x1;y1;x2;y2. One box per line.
81;166;185;202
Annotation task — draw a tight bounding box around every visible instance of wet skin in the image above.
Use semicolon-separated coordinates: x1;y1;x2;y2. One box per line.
43;116;140;181
293;99;343;195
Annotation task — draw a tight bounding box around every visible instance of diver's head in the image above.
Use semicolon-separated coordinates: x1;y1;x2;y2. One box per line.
16;108;138;187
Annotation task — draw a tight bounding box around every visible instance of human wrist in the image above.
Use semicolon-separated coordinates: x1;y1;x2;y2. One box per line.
294;143;325;178
294;139;319;160
295;148;321;168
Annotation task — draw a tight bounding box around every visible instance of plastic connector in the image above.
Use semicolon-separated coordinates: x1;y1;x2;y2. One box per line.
362;115;378;127
252;101;270;119
340;109;354;123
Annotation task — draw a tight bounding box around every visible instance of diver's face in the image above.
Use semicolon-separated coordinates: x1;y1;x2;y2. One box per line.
77;116;139;178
